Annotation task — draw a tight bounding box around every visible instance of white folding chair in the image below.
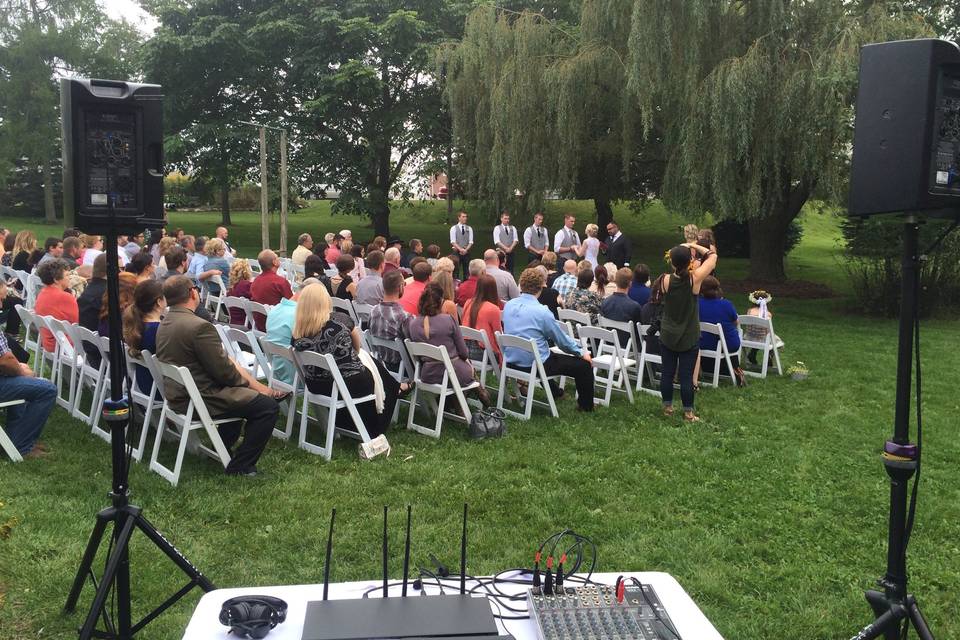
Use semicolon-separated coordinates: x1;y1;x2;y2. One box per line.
699;322;737;388
248;301;272;336
598;317;641;384
220;327;269;382
248;260;262;277
738;315;784;377
32;315;60;380
46;318;82;410
353;302;373;329
258;337;301;440
13;271;32;309
125;349;164;462
222;296;252;330
365;332;415;424
146;354;234;486
331;297;359;324
578;325;635;406
495;333;559;420
25;273;42;309
0;400;27;462
204;274;227;321
460;326;500;390
68;325;110;428
403;339;479;439
292;350;376;460
636;324;663;397
558;308;591;334
14;305;39;367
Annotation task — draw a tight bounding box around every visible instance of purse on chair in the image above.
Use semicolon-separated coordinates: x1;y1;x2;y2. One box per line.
469;408;506;440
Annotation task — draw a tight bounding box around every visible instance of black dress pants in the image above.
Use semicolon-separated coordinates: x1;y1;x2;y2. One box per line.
217;394;279;474
2;295;23;335
543;352;595;411
305;361;400;438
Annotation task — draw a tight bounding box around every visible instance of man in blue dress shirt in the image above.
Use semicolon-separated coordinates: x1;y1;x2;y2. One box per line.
503;268;595;411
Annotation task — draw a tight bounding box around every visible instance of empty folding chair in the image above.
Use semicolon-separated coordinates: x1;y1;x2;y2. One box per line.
636;323;663;397
460;326;500;390
25;273;42;309
699;322;737;388
69;325;110;428
45;318;82;410
403;339;479;439
598;317;641;385
738;314;784;377
13;305;40;368
146;354;234;486
204;274;227;321
0;400;27;462
291;350;377;460
578;325;635;406
495;333;560;420
258;338;301;440
222;296;252;330
124;349;164;462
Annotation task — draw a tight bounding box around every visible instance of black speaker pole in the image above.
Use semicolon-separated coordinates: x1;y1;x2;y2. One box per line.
65;206;214;639
849;217;934;640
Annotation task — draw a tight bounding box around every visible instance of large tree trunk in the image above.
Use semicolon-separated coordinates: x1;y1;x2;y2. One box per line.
42;156;56;223
594;197;613;240
371;193;390;237
747;185;809;281
220;180;232;226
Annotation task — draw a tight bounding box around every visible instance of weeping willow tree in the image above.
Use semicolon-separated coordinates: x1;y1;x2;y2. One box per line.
627;0;932;280
440;3;658;228
444;0;932;279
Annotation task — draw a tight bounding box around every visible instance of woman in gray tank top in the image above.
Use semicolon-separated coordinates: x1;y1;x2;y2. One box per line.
659;242;717;421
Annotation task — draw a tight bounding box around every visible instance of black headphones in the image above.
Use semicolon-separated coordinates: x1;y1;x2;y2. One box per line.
219;595;288;639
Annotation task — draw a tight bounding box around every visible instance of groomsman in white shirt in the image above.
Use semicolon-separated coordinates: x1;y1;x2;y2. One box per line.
523;211;549;265
553;214;581;263
493;210;519;273
449;210;474;280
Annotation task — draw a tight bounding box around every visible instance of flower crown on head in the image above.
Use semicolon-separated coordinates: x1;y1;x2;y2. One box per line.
749;290;772;305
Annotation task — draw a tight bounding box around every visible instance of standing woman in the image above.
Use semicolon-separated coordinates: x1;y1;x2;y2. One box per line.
580;224;601;267
291;283;400;438
659;243;717;421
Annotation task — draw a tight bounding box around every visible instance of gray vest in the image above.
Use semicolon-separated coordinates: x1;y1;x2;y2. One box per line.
558;227;579;260
527;225;547;251
498;225;515;246
454;224;471;248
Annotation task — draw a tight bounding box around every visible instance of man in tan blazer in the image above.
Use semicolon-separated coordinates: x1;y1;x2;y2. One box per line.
157;276;283;476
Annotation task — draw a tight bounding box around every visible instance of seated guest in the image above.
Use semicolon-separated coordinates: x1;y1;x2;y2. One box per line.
593;264;612;299
399;261;432;315
641;274;667;355
154;236;179;277
541;251;559;287
11;230;37;272
383;247;404;276
600;267;644;346
330;254;358;300
157;276;282;476
564;268;602;324
80;234;104;267
425;244;440;267
159;247;188;283
126;251;156;282
402;239;422;269
406;283;489;405
628;263;651;305
62;236;84;267
250;249;293;331
484;249;519;301
123;233;144;262
355;250;385;305
0;330;56;458
461;274;502;362
434;256;460;290
373;235;387;252
535;265;561;318
226;259;254;326
348;243;366;281
123;280;164;395
368;271;410;368
292;233;314;266
503;268;594;411
551;259;578;299
292;283;401;438
187;236;209;278
98;273;139;338
697;275;744;385
432;270;459;320
264;281;315;384
456;259;485;307
198;237;230;295
34;259;79;355
324;233;343;265
303;254;334;295
77;254;108;366
35;236;64;268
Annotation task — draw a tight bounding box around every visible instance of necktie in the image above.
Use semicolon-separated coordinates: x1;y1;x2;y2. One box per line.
537;227;542;239
461;225;465;236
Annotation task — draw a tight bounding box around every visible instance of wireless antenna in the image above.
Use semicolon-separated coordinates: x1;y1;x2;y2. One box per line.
402;505;412;597
322;508;335;601
382;506;389;598
460;503;467;595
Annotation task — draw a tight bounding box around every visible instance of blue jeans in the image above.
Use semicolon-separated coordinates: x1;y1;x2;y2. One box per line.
659;344;699;412
0;374;57;454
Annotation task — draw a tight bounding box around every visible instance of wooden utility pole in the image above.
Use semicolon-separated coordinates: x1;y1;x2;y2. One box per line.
279;129;288;256
259;126;269;250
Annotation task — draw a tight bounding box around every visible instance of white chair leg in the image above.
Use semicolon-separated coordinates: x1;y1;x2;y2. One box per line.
0;424;23;462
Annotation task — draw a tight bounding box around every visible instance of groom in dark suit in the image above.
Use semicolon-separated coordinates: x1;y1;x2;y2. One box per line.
604;220;632;268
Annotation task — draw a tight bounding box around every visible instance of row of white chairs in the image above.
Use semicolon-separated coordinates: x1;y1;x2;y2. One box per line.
0;265;42;310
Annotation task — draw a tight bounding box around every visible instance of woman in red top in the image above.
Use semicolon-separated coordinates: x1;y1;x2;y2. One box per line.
461;274;503;362
33;259;79;354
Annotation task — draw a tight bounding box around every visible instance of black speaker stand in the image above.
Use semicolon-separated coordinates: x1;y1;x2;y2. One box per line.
849;217;933;640
63;226;214;639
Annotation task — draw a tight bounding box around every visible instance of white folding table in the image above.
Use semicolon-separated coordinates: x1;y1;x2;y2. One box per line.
182;571;723;639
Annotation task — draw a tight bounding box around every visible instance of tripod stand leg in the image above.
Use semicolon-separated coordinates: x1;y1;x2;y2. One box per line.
65;508;113;613
850;607;904;640
78;513;136;640
134;513;216;592
908;597;935;640
864;590;899;640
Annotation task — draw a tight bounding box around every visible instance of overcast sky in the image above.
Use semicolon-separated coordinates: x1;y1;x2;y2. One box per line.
101;0;159;33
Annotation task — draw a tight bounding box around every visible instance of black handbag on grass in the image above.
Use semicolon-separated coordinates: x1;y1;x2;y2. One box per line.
469;408;506;440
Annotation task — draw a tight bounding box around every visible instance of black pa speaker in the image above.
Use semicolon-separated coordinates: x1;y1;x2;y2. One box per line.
60;78;165;233
849;38;960;217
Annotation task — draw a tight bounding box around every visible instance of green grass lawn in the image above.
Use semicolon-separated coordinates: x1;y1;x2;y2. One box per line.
2;203;959;639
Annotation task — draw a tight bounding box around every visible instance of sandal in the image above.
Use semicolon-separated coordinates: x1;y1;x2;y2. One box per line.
683;412;701;423
662;406;675;417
